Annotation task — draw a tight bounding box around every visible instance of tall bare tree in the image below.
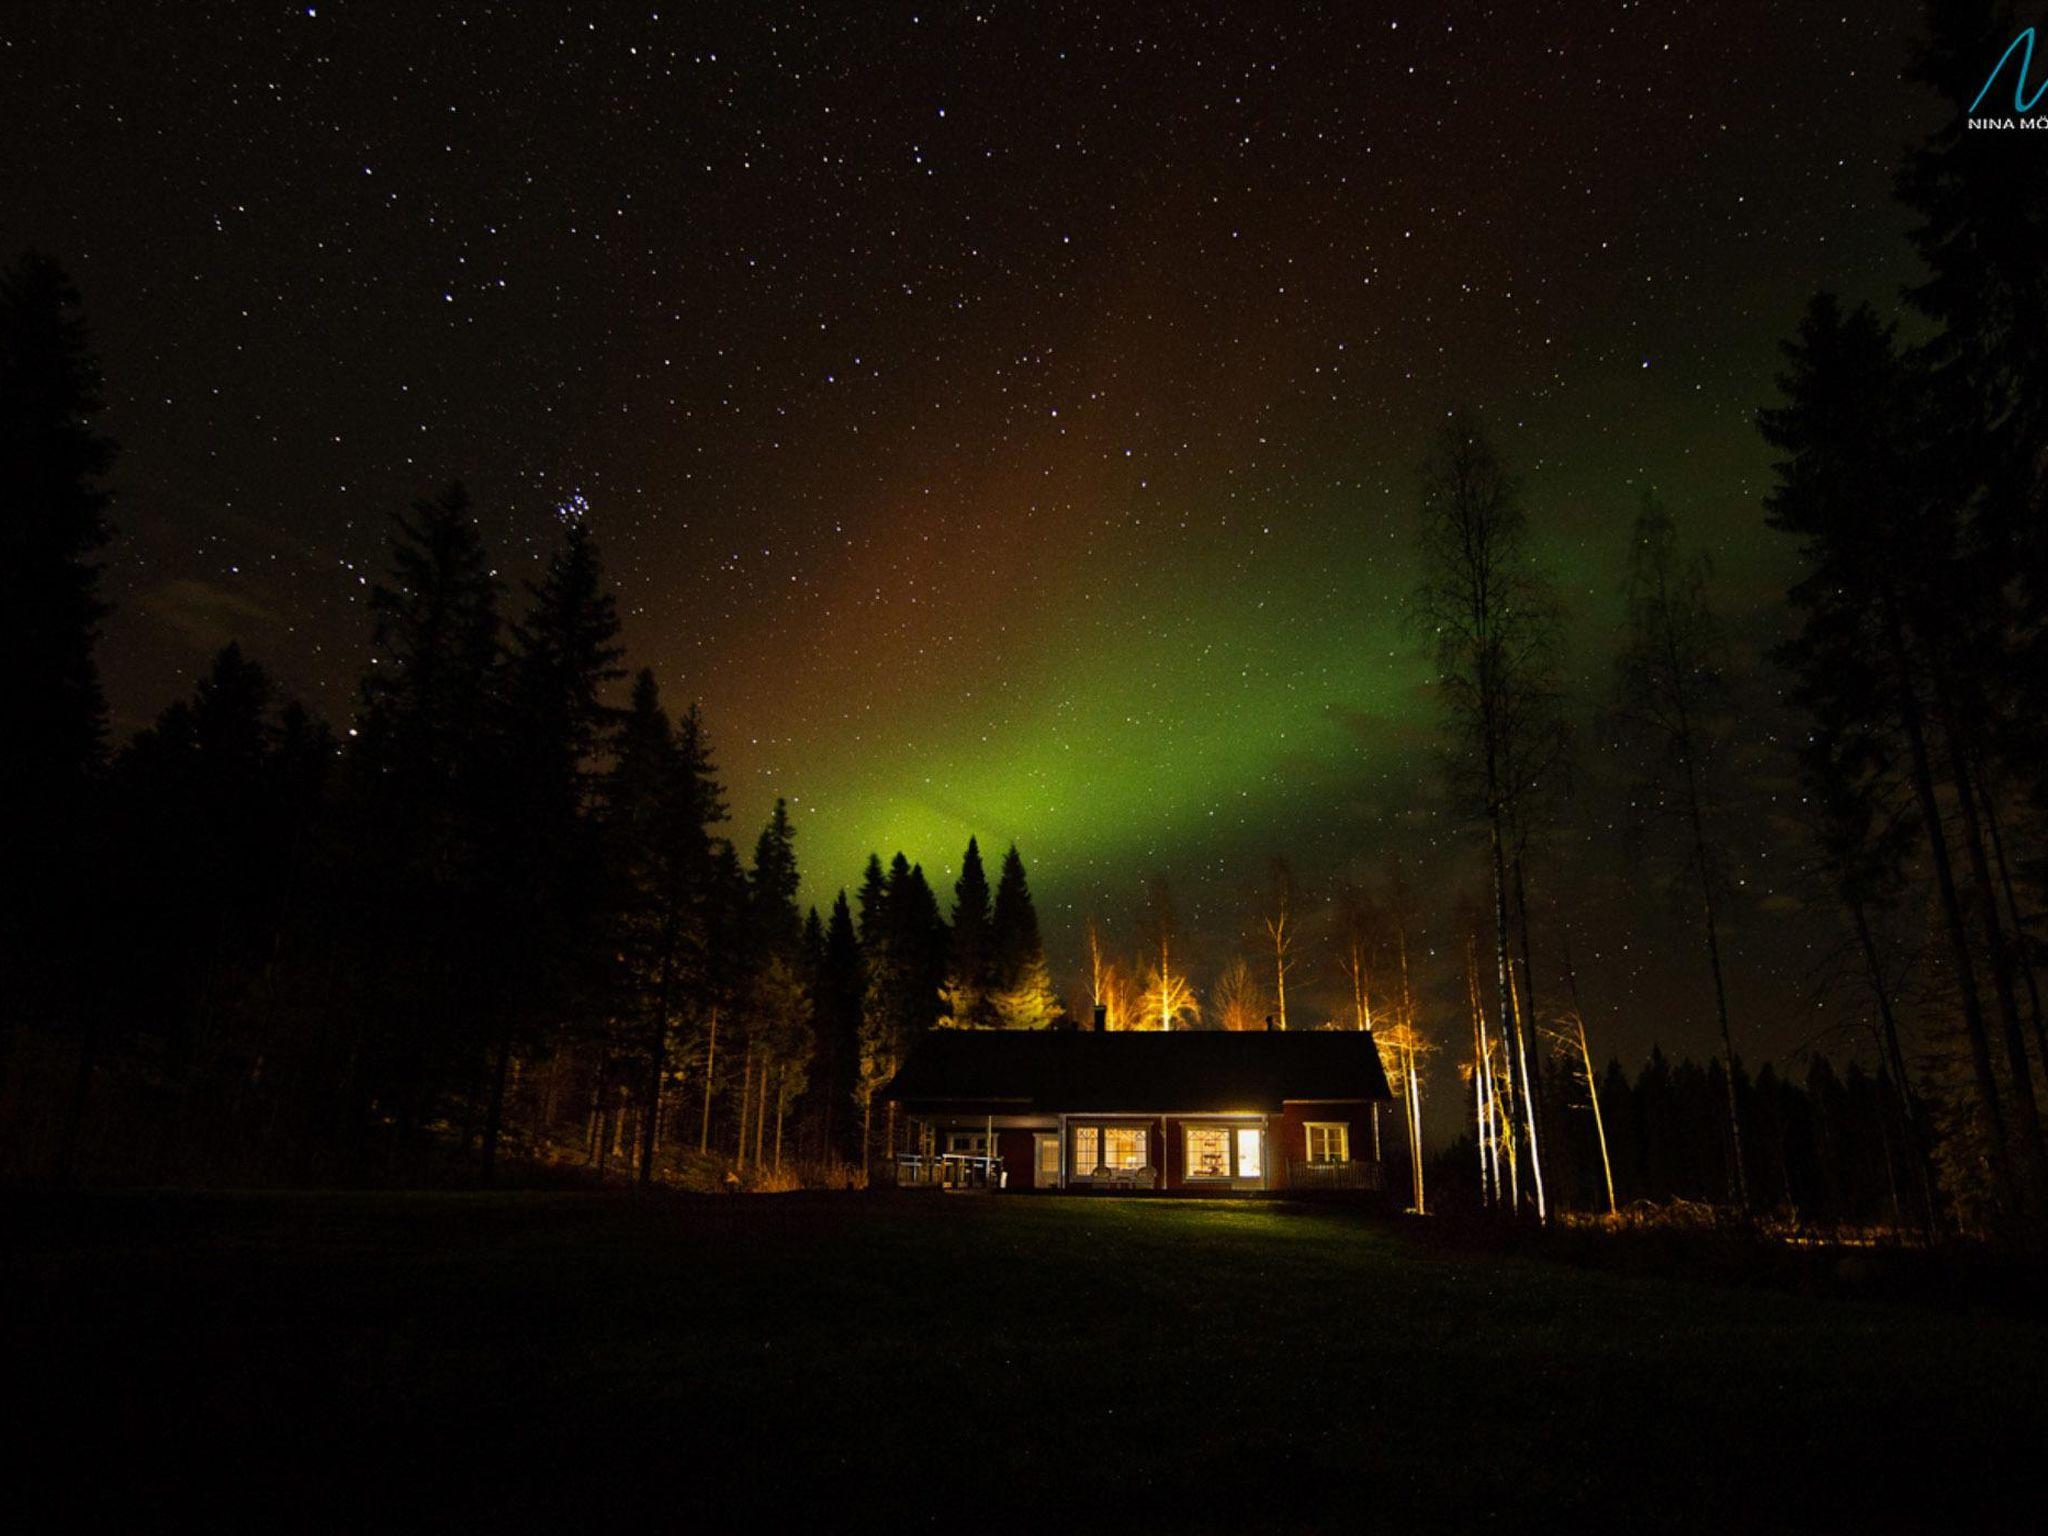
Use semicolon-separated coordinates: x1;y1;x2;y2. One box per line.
1263;857;1298;1030
1139;875;1199;1030
1411;411;1558;1218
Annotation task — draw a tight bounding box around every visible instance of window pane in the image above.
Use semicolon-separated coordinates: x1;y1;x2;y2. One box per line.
1185;1126;1230;1178
1074;1126;1099;1176
1236;1128;1262;1179
1105;1127;1146;1169
1036;1137;1060;1176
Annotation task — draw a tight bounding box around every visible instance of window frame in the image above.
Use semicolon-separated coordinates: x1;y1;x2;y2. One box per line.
1304;1121;1351;1164
1182;1124;1234;1181
1070;1121;1151;1177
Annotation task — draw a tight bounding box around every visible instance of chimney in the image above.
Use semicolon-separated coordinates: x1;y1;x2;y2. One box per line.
1092;1004;1107;1033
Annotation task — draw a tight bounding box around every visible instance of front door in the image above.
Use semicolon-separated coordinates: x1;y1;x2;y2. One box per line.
1033;1133;1061;1188
1235;1127;1263;1181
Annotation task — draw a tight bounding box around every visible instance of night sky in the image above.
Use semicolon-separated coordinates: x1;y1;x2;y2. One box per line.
4;2;1946;1100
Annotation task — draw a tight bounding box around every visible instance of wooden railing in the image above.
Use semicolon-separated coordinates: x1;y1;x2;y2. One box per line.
1287;1158;1384;1192
892;1152;1004;1189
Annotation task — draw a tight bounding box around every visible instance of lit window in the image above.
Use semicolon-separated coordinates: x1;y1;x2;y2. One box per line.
1305;1122;1350;1164
1073;1125;1100;1176
1035;1135;1060;1181
1236;1127;1263;1179
1184;1126;1232;1178
1103;1126;1147;1169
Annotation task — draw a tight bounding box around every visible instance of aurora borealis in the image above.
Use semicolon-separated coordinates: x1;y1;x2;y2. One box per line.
5;0;1948;1079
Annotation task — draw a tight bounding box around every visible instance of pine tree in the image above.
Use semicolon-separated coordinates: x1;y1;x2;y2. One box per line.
945;837;998;1028
813;892;864;1161
479;516;625;1181
990;844;1052;1024
348;481;503;1172
748;798;802;962
604;671;726;1184
1760;294;2042;1220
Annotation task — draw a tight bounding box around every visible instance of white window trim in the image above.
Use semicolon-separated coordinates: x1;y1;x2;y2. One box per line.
1305;1120;1350;1163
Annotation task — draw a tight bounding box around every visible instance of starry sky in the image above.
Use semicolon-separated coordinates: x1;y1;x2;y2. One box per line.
4;1;1951;1096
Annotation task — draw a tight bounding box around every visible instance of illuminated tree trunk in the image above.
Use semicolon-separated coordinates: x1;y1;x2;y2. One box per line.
1494;818;1545;1218
1576;1015;1617;1216
754;1053;770;1168
698;1008;718;1153
1468;942;1499;1209
736;1046;754;1171
774;1068;787;1172
1266;859;1296;1031
1398;929;1425;1215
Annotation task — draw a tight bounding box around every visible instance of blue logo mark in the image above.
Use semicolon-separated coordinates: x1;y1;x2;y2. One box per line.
1969;27;2044;114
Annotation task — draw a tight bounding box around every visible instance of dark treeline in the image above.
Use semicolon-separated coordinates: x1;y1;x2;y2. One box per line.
0;262;1059;1185
1420;1049;1922;1231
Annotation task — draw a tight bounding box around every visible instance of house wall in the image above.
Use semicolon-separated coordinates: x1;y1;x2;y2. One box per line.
996;1128;1040;1190
1272;1101;1377;1190
915;1105;1382;1192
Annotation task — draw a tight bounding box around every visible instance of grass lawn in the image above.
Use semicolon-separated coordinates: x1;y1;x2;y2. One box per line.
6;1189;2043;1532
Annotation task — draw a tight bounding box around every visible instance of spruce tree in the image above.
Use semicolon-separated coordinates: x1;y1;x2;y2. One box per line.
813;892;864;1162
1761;293;2039;1219
946;837;997;1028
348;481;503;1171
748;798;802;962
479;516;625;1181
604;671;727;1184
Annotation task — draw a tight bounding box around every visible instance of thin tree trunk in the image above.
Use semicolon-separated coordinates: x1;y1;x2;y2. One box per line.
698;1008;718;1154
1577;1017;1617;1217
1396;928;1425;1214
754;1054;769;1167
1886;609;2017;1218
639;957;673;1187
745;1056;761;1171
1492;817;1544;1217
1851;897;1938;1241
774;1068;787;1172
1940;714;2048;1196
1977;762;2048;1077
1470;951;1493;1208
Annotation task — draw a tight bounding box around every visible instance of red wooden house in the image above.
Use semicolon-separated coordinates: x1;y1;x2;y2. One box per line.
883;1028;1393;1194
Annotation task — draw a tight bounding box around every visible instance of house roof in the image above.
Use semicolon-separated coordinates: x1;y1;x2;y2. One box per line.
884;1028;1395;1114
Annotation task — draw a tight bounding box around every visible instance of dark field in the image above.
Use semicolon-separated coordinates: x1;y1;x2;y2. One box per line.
6;1190;2043;1533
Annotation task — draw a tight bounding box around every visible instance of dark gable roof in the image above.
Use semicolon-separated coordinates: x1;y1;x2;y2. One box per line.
885;1029;1394;1113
